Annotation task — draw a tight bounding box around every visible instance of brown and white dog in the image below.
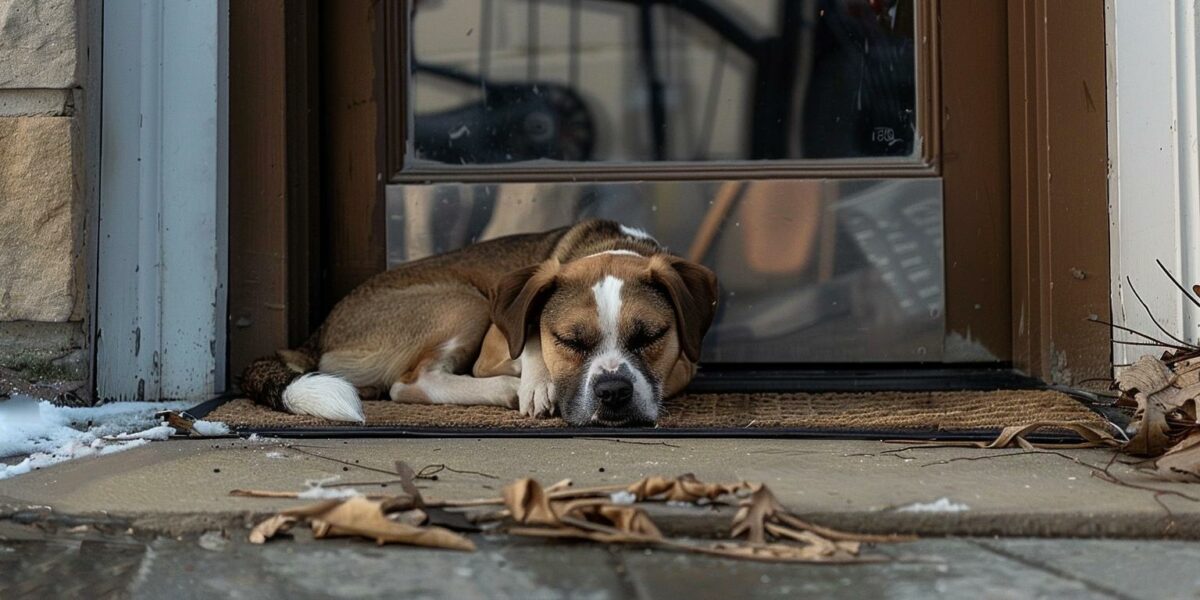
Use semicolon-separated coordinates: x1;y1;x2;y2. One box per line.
240;220;719;426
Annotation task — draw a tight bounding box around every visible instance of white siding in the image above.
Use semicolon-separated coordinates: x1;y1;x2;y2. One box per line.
1108;0;1200;364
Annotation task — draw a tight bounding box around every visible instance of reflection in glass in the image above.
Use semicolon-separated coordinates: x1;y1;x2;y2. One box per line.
386;179;944;362
407;0;918;165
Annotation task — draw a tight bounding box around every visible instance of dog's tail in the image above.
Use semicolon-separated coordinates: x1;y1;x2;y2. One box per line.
238;334;364;423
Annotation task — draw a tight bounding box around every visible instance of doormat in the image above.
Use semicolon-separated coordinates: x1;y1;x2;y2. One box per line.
198;389;1112;438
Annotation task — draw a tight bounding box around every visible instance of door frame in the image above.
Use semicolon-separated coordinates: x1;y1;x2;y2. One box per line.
226;0;1113;387
1007;0;1112;384
95;0;229;401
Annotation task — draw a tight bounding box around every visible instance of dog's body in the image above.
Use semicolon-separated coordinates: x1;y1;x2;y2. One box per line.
240;220;718;426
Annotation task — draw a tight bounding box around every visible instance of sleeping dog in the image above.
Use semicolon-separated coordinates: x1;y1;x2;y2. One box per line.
240;219;718;426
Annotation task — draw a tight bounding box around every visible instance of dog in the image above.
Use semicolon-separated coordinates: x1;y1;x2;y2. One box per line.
240;219;719;426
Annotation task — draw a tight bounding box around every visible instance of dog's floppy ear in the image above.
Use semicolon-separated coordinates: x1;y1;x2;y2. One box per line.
648;256;719;362
491;259;561;359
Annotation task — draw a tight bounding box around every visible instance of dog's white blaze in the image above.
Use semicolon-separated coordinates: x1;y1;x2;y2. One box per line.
282;373;365;423
581;274;655;420
592;276;624;350
619;225;656;242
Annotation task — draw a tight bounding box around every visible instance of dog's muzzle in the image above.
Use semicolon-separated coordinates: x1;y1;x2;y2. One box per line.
594;374;633;411
586;363;655;426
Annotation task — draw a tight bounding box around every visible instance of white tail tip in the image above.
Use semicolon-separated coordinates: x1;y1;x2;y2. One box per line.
282;373;365;423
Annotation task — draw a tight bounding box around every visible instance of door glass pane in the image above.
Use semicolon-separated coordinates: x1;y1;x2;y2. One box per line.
407;0;919;166
386;178;944;362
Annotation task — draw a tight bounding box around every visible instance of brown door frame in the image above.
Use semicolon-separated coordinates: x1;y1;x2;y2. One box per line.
1006;0;1111;384
228;0;321;378
228;0;1112;385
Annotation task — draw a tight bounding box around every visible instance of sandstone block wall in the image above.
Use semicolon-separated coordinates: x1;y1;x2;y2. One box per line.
0;0;86;397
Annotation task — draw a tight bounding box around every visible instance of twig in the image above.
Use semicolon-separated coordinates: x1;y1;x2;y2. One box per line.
1112;339;1184;348
1127;276;1200;349
580;438;682;448
1156;259;1200;310
1085;450;1200;516
230;489;303;498
323;479;408;488
416;464;500;480
285;445;398;476
1090;470;1200;504
1087;315;1195;352
919;449;1107;470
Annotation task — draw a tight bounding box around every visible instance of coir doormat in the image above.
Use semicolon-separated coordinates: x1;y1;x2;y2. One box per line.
198;389;1112;438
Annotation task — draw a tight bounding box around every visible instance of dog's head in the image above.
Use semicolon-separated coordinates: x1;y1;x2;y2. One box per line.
492;252;718;426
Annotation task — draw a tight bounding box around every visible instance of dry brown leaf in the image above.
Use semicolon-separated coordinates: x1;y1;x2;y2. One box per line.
509;506;663;545
244;474;904;564
730;484;909;546
394;461;424;504
248;515;297;544
247;497;474;550
697;541;883;563
544;478;573;493
1117;355;1200;456
162;412;198;435
765;523;858;556
626;474;748;503
562;502;663;540
773;511;914;543
503;478;560;526
730;485;781;544
985;422;1122;450
307;496;475;550
1150;431;1200;482
280;499;344;517
890;422;1122;451
502;481;663;543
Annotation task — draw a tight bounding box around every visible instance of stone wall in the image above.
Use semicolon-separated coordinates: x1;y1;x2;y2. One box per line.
0;0;86;401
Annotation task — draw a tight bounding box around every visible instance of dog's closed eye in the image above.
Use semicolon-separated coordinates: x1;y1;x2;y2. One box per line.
552;331;595;354
626;323;669;352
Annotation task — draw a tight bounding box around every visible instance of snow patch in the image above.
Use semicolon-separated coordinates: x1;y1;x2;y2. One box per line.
241;433;279;445
298;475;361;499
0;396;191;480
191;420;230;436
896;498;970;513
298;486;361;500
108;425;175;441
609;491;637;505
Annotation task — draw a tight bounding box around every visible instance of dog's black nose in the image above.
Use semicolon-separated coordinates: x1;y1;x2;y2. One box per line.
595;378;633;409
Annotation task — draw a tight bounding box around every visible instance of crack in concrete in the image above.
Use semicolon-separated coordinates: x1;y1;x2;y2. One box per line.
970;539;1134;600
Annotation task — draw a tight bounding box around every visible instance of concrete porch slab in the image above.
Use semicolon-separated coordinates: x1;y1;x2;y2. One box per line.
1;437;1196;538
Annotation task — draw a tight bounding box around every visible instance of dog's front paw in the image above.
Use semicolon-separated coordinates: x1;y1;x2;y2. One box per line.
518;377;555;418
